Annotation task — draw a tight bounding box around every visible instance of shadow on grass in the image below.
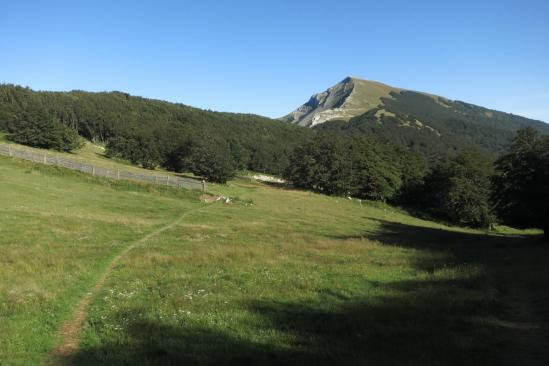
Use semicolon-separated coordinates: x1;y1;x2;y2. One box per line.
66;221;548;366
364;218;542;248
66;284;507;366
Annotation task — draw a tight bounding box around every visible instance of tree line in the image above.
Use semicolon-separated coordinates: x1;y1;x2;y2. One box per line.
283;128;548;238
1;84;547;237
0;84;312;182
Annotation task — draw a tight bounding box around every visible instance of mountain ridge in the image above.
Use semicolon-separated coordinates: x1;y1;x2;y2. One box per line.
286;76;548;127
2;80;548;167
284;77;401;127
285;76;549;155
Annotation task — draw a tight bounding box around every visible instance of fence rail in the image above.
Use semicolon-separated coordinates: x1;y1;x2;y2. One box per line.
0;143;206;191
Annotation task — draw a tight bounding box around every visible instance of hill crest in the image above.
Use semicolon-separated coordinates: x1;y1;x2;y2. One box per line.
285;77;402;127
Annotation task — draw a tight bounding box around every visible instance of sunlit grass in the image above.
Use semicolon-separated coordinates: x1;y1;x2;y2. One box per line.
0;138;182;177
0;153;547;366
0;156;200;365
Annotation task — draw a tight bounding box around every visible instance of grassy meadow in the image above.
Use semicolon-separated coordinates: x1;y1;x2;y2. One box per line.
0;151;548;365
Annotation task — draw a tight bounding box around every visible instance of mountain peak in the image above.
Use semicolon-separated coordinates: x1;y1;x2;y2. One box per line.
285;77;401;127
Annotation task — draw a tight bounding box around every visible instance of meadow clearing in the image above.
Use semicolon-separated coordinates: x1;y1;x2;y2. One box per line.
0;152;548;365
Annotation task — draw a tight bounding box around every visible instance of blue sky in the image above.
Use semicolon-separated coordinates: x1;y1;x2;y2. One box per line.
1;0;548;122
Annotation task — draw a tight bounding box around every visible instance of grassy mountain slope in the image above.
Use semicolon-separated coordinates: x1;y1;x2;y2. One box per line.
284;77;401;127
291;77;549;156
319;90;549;156
1;152;548;365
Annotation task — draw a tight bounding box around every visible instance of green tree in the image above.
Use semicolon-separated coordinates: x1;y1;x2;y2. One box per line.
420;150;494;228
0;84;313;176
393;148;428;205
7;112;82;152
349;138;403;201
284;134;352;195
284;134;405;200
168;136;236;184
106;132;161;169
492;128;549;238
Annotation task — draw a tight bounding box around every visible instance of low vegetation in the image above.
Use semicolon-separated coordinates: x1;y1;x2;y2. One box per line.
0;156;201;365
0;154;548;366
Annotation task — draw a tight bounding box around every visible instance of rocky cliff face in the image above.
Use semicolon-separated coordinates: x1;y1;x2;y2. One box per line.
284;76;549;157
285;77;400;127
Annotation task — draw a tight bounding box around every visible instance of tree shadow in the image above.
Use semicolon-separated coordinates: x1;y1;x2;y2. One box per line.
364;218;539;248
65;281;511;366
340;218;543;272
66;319;292;366
255;180;288;189
63;221;548;366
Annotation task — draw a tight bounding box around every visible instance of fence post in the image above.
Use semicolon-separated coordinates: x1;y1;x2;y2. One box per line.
0;144;205;192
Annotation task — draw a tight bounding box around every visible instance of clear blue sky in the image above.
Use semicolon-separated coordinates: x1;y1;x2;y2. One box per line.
1;0;548;122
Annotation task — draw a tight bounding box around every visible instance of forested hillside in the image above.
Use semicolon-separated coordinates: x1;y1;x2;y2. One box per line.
0;84;313;178
1;83;548;235
316;89;549;157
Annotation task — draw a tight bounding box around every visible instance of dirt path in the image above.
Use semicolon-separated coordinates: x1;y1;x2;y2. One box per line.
47;206;206;365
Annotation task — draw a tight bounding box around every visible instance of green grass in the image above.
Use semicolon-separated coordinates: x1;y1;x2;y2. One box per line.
1;154;548;365
0;138;183;178
0;156;201;365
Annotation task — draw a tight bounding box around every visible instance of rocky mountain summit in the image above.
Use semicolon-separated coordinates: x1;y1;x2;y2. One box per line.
285;77;401;127
284;76;549;155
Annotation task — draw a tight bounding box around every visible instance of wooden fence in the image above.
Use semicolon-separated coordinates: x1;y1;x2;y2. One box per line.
0;143;206;191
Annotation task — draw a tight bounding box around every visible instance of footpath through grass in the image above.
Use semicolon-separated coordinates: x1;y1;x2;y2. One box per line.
0;154;548;365
0;156;202;365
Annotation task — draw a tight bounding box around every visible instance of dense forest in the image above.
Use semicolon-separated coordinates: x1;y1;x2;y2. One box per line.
1;84;547;236
284;128;549;237
317;90;549;157
0;84;312;181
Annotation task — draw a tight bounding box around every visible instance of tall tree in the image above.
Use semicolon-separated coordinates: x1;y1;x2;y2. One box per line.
284;134;406;200
492;128;549;238
166;135;236;184
7;112;82;152
419;150;494;228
